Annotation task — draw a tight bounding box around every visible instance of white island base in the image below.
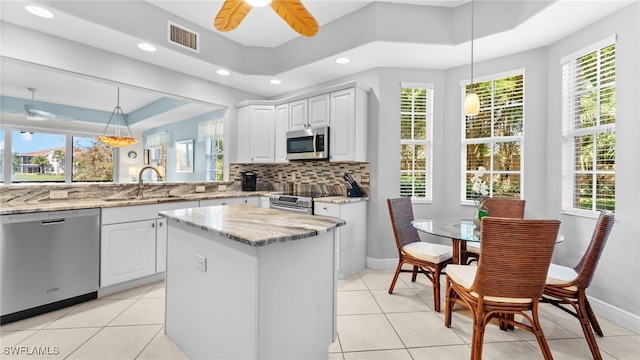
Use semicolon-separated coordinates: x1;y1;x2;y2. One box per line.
163;210;337;360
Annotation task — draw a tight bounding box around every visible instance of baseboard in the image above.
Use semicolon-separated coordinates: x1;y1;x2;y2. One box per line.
366;257;640;335
588;295;640;335
98;273;165;298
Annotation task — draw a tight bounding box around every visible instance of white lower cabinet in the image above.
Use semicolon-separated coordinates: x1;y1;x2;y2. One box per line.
100;220;157;287
314;200;367;279
100;201;198;288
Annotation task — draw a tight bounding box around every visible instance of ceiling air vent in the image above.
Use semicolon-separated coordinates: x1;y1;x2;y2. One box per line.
168;21;199;53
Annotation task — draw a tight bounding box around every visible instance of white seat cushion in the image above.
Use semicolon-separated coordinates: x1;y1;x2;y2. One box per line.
447;265;533;304
545;263;578;290
403;241;452;264
466;242;480;254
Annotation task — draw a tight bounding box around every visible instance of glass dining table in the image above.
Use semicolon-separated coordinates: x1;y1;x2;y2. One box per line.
411;217;564;265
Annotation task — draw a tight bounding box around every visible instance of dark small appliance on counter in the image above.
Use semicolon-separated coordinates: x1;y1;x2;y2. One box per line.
241;171;257;191
344;173;364;197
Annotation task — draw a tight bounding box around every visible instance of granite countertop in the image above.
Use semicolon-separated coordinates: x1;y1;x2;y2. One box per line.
0;190;365;215
0;191;275;215
159;204;346;247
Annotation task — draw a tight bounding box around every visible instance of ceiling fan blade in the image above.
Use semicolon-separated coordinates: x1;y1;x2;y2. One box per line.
214;0;253;32
270;0;318;37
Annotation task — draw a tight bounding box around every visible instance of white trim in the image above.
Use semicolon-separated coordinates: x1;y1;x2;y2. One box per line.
459;68;526;86
588;295;640;335
400;82;434;89
560;34;617;64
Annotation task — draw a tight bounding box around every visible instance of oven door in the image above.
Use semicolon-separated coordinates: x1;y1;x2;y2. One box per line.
269;203;313;215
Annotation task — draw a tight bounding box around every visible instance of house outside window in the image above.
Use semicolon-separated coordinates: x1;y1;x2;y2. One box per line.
462;70;525;202
561;36;616;213
400;83;433;201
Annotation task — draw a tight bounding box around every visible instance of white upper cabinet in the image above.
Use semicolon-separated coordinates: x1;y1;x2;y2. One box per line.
308;94;330;127
236;81;370;163
274;104;289;163
237;104;275;163
330;87;368;162
288;99;308;131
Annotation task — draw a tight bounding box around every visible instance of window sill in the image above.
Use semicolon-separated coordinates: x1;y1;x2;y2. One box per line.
560;208;605;219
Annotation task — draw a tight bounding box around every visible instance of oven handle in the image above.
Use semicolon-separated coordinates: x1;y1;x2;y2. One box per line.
269;203;312;215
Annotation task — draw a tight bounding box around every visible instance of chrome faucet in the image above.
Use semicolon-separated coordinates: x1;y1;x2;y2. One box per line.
137;166;164;198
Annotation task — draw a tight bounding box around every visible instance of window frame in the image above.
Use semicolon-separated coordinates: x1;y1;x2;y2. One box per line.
460;69;526;205
560;35;616;217
1;123;117;184
399;82;434;203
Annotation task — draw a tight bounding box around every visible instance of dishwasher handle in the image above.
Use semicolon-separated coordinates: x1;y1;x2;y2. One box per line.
41;219;65;225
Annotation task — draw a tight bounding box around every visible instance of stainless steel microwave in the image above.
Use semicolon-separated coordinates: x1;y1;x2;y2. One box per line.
286;126;329;161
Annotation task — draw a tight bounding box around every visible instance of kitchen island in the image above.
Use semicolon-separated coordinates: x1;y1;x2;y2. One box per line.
158;204;345;360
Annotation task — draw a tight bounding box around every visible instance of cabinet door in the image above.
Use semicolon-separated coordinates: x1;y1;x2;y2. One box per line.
251;106;275;163
236;106;252;163
288;99;308;131
156;218;167;273
308;94;330;127
200;198;243;207
101;220;157;287
274;104;289;162
329;88;356;161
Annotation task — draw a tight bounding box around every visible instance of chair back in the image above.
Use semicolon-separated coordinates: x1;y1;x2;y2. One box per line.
572;210;615;288
473;217;560;299
482;197;526;218
387;198;421;249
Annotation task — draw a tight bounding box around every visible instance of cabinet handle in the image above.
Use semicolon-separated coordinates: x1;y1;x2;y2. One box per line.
152;222;155;228
323;207;328;210
159;222;163;227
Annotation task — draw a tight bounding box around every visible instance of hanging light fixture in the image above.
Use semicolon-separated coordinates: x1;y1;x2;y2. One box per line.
464;0;480;117
97;86;139;147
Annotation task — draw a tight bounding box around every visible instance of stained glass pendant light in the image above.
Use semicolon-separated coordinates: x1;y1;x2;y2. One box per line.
464;0;480;116
97;86;139;147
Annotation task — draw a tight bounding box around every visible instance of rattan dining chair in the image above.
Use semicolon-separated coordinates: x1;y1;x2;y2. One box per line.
465;197;526;264
445;217;561;360
542;210;615;360
387;198;453;312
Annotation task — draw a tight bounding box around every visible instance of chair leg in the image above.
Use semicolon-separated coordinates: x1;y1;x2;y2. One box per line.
388;260;404;294
444;276;453;327
432;265;441;312
471;313;486;360
577;297;603;360
584;297;604;337
531;306;554;360
411;265;418;282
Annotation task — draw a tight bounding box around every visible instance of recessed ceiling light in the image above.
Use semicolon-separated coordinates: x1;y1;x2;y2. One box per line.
216;69;230;76
25;5;54;18
137;43;156;52
270;79;282;85
336;57;350;64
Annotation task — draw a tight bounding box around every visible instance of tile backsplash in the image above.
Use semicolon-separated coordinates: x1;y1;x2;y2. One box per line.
230;161;370;196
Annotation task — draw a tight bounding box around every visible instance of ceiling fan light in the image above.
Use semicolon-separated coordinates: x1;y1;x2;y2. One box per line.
246;0;271;7
464;91;480;116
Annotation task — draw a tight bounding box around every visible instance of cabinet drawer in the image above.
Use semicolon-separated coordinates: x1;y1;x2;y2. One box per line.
314;203;340;217
102;201;198;224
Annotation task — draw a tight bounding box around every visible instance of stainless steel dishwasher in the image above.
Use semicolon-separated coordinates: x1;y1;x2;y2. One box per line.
1;208;100;324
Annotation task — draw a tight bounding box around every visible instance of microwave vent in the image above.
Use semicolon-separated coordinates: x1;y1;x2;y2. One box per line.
168;21;199;52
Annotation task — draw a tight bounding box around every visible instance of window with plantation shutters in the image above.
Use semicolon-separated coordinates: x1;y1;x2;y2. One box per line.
561;36;616;213
400;83;433;200
461;70;524;202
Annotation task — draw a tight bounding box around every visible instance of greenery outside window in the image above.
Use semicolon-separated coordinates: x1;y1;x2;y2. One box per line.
462;70;525;202
400;83;433;200
561;36;616;213
206;138;224;182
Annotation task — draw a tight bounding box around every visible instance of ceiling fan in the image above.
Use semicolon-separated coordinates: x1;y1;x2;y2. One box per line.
24;87;56;121
214;0;319;37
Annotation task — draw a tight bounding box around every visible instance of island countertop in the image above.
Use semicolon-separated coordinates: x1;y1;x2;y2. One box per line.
159;204;346;247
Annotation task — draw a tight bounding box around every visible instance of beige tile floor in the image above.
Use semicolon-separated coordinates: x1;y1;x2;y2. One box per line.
1;268;639;359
